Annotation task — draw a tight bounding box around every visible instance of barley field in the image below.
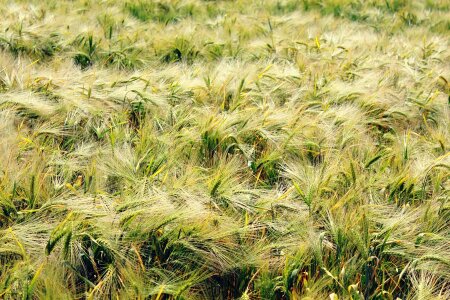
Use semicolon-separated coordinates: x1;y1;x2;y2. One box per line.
0;0;449;299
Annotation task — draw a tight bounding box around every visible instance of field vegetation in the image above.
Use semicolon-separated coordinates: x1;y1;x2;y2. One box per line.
0;0;449;299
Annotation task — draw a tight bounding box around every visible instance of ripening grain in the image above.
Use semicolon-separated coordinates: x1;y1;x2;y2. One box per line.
0;0;449;299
